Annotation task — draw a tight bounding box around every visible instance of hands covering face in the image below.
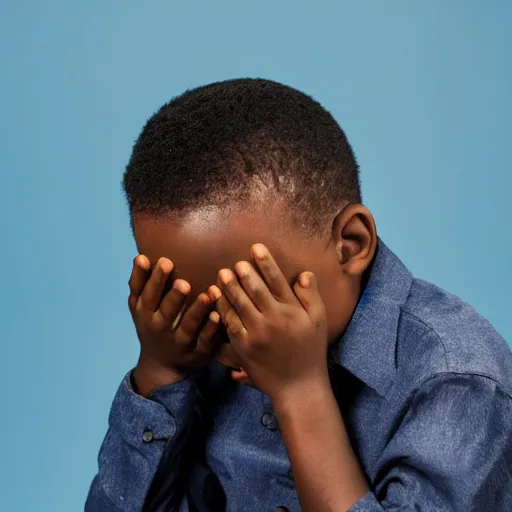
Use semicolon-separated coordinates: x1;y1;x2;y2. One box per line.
129;242;329;400
209;243;329;401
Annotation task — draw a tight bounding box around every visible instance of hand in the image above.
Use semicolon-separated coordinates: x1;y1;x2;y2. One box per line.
211;243;329;403
128;255;221;396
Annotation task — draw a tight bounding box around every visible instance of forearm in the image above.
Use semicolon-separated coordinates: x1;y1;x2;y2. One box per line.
273;377;369;512
86;371;200;511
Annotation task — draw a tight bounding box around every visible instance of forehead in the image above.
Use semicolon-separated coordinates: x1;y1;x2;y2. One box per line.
133;205;313;295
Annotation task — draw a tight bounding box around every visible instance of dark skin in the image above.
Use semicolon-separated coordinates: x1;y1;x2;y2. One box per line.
130;194;377;511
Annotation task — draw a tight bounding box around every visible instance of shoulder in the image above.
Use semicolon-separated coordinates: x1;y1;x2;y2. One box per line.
396;278;512;397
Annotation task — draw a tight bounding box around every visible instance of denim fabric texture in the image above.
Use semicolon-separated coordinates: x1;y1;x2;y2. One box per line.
86;239;512;511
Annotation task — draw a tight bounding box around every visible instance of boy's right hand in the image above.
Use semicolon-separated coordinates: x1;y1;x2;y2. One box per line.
128;255;221;397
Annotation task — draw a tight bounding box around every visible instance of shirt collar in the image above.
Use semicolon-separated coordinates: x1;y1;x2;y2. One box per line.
335;238;413;396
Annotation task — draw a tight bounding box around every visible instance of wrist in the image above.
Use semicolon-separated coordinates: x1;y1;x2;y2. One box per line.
132;360;189;397
271;373;332;418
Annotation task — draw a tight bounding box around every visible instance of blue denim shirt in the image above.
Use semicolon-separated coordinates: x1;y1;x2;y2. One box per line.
86;239;512;511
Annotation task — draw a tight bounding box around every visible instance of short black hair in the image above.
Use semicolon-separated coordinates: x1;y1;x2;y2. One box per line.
123;78;361;237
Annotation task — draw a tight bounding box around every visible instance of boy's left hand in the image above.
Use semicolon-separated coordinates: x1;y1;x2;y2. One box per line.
211;243;329;402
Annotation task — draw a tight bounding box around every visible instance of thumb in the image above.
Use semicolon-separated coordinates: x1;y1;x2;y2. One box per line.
293;272;325;325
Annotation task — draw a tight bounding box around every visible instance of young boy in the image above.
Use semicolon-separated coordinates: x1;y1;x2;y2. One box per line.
86;79;512;511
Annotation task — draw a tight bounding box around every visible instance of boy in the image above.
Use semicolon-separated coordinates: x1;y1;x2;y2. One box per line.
86;79;512;511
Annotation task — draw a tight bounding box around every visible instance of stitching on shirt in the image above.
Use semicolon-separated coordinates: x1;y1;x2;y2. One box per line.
416;371;512;401
399;309;451;372
386;372;512;446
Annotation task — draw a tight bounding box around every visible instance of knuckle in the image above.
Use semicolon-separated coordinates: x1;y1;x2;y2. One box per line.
128;294;138;311
227;324;240;336
176;321;194;340
227;322;245;337
150;317;165;332
267;268;279;281
128;280;137;294
171;329;187;345
230;299;244;314
159;302;176;321
196;332;207;345
196;332;212;348
139;295;149;310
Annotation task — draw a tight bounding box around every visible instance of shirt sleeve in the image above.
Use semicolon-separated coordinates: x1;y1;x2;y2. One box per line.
85;370;200;511
348;373;512;512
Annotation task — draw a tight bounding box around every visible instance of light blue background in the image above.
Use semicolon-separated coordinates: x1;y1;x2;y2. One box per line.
1;1;511;510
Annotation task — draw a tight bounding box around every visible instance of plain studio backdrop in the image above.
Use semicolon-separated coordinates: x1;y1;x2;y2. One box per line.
1;1;511;510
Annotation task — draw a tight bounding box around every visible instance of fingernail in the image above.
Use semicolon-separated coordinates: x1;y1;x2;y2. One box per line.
299;272;311;288
159;259;172;274
219;269;232;285
252;244;265;260
174;279;190;294
200;293;211;305
209;311;220;323
136;256;149;270
209;286;221;301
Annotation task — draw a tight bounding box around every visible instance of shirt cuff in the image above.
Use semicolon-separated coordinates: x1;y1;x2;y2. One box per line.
108;370;200;450
348;491;383;511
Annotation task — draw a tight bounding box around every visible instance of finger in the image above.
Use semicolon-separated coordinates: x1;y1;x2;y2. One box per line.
196;310;222;354
216;295;248;344
250;243;297;304
293;272;326;327
152;279;190;331
140;257;174;312
233;261;274;312
128;255;151;311
174;292;213;344
207;286;230;338
225;311;248;345
217;268;260;326
215;294;231;324
207;285;222;303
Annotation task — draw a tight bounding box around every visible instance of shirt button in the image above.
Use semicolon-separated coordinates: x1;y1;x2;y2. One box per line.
260;412;279;430
274;507;290;511
142;428;154;443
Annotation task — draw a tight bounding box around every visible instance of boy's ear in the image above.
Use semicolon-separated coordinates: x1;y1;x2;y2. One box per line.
331;203;377;276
